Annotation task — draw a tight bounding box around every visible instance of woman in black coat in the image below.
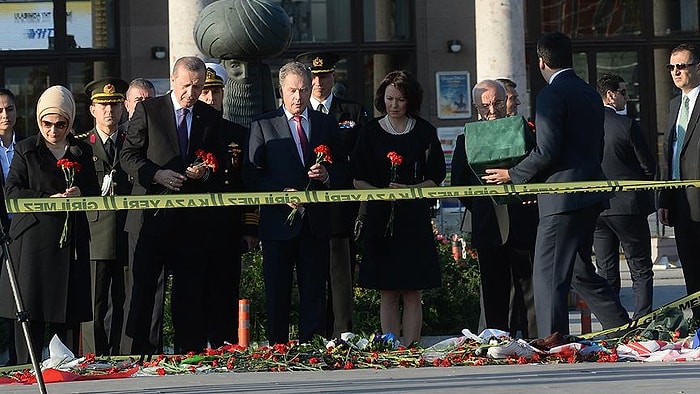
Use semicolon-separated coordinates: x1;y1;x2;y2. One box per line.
0;86;99;364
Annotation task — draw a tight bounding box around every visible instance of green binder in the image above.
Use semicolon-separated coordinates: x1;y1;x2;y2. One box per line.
464;115;535;205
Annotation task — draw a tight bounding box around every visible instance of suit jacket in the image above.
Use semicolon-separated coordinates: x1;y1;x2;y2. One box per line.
509;69;610;217
600;107;656;216
325;95;368;235
658;92;700;222
452;133;538;249
244;106;345;241
77;128;131;261
120;94;222;235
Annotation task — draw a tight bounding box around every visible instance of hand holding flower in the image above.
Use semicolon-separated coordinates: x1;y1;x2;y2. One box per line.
56;158;82;248
307;163;329;184
286;145;333;225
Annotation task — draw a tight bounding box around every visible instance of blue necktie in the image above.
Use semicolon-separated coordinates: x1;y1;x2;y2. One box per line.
177;108;189;159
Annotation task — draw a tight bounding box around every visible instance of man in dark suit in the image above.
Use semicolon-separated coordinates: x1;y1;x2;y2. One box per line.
244;61;344;344
119;77;162;356
198;63;258;347
484;32;630;338
77;78;130;355
295;51;368;338
121;56;223;355
593;73;656;319
658;43;700;319
452;79;538;338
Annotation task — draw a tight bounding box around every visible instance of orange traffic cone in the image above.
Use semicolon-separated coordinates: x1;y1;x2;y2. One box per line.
238;299;250;348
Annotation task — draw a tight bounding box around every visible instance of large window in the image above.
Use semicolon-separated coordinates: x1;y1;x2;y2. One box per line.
275;0;352;43
0;0;120;138
0;0;116;50
276;0;415;112
541;0;642;37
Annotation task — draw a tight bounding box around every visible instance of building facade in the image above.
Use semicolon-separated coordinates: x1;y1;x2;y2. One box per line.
0;0;698;169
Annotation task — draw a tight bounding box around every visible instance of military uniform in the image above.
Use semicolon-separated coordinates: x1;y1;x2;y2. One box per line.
198;65;258;347
77;78;130;355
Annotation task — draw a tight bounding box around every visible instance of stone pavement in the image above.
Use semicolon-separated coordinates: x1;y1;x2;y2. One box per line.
0;262;695;393
4;356;700;393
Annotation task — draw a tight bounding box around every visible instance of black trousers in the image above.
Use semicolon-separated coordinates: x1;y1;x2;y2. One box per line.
262;219;329;344
477;242;536;338
325;236;354;339
534;206;630;337
92;259;126;355
671;192;700;317
593;214;653;319
125;231;167;355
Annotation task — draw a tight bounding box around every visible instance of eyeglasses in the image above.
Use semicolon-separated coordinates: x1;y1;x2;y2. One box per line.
666;62;698;72
41;120;68;130
476;100;506;111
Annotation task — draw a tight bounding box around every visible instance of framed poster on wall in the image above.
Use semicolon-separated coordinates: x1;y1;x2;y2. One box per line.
436;71;471;119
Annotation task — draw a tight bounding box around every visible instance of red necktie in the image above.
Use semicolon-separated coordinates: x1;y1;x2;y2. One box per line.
293;114;308;163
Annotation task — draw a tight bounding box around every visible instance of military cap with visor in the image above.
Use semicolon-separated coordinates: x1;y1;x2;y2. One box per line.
295;51;341;74
84;77;128;104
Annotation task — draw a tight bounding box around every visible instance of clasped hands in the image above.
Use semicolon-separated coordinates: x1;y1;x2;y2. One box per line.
155;166;207;191
284;163;329;209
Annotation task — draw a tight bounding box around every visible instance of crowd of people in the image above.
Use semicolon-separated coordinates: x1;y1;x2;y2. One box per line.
0;32;698;363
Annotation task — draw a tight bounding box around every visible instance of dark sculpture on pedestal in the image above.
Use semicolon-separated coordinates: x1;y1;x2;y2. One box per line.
194;0;292;126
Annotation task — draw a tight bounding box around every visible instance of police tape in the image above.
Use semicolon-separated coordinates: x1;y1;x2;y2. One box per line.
5;179;699;213
579;289;700;340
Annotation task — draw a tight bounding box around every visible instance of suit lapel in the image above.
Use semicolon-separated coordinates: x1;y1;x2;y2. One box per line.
159;97;180;157
189;103;206;159
274;108;306;167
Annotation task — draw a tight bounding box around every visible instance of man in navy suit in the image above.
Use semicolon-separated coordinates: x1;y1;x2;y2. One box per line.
593;73;656;319
484;32;630;338
244;61;344;344
658;43;700;319
121;56;223;355
295;51;368;339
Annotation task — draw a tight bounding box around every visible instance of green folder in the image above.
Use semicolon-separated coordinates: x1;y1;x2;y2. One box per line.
464;115;536;205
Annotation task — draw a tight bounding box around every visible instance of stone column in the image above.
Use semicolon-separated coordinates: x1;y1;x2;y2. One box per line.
373;0;394;117
474;1;527;113
168;0;216;71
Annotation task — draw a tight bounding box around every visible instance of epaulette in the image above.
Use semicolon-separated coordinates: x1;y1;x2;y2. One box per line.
74;131;92;140
244;209;259;226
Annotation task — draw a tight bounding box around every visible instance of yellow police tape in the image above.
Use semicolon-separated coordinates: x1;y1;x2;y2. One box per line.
5;179;699;213
579;289;700;340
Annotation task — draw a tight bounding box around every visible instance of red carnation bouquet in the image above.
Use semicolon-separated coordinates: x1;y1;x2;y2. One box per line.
385;151;403;237
286;145;333;225
153;149;219;217
56;158;82;248
192;149;219;172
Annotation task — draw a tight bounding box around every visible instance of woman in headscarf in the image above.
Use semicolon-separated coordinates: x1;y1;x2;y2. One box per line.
0;85;99;363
